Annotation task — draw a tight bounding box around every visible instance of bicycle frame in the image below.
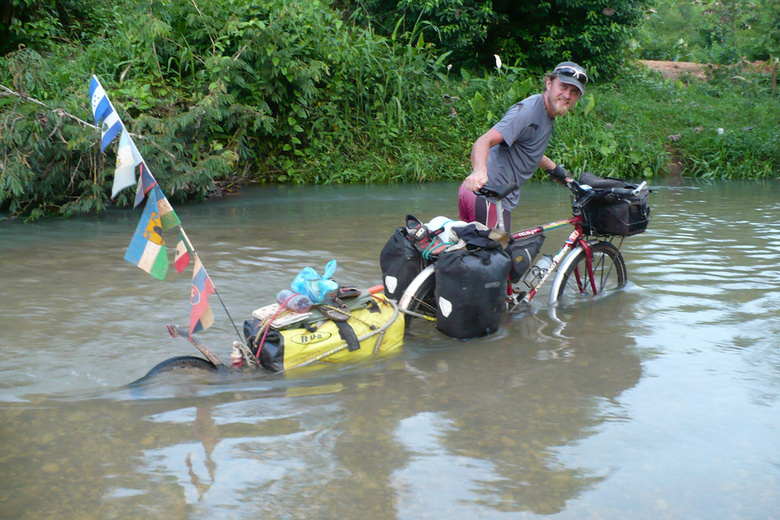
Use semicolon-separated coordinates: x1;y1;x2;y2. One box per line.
482;189;623;307
512;215;619;304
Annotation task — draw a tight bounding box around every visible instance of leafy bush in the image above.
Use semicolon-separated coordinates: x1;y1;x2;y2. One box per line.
1;0;467;217
340;0;651;78
636;0;780;65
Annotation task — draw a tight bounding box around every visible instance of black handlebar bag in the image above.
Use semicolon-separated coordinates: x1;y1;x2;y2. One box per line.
578;172;651;236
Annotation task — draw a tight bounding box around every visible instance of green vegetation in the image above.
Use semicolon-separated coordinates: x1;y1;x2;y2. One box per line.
636;0;780;64
0;0;778;220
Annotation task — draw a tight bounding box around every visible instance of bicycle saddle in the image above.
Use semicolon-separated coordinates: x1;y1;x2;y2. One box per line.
476;183;519;201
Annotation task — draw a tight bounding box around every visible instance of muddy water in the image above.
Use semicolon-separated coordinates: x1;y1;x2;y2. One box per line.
1;180;779;519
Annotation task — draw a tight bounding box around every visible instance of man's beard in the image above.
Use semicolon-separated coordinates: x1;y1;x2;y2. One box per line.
548;97;571;117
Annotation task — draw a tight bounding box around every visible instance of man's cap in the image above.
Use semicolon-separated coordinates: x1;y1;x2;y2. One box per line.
553;62;588;95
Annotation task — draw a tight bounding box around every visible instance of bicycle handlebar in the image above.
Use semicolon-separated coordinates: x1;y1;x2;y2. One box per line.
475;177;645;204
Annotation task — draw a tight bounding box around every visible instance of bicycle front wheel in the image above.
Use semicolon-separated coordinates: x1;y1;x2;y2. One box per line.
397;265;437;327
550;241;627;305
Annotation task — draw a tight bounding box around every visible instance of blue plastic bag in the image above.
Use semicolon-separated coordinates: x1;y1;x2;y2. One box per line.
290;260;339;304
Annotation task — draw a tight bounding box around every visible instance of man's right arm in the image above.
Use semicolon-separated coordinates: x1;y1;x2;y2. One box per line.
464;128;504;192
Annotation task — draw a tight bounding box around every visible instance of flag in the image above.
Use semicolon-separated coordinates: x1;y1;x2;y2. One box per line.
134;161;158;208
174;230;193;274
124;187;169;280
190;257;215;335
153;186;181;231
89;76;123;152
112;130;143;198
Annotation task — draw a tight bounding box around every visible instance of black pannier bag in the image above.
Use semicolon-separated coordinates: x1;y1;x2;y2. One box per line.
505;233;545;283
380;225;427;301
578;172;651;236
434;247;511;339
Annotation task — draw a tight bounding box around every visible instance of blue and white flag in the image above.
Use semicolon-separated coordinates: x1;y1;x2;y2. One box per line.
112;129;143;198
89;75;123;152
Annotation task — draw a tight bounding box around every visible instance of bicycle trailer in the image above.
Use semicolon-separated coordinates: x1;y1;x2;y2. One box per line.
242;289;404;373
135;262;406;383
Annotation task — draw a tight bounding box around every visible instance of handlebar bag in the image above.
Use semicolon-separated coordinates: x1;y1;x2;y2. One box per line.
578;173;650;236
582;187;650;236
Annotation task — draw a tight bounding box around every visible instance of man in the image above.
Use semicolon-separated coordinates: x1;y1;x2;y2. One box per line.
458;61;588;231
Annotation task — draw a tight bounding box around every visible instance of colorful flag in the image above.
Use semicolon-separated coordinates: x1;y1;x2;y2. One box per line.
134;161;158;208
153;186;181;231
89;76;123;152
190;257;215;336
124;187;169;280
174;230;193;274
112;130;143;198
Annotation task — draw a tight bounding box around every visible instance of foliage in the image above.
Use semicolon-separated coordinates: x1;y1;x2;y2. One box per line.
0;0;115;54
483;0;649;79
1;0;779;221
589;64;780;179
335;0;499;67
636;0;780;65
1;0;467;218
341;0;651;78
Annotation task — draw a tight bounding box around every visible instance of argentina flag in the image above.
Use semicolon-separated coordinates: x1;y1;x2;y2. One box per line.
89;75;123;152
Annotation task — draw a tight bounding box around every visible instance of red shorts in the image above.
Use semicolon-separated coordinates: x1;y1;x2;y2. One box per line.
457;183;512;231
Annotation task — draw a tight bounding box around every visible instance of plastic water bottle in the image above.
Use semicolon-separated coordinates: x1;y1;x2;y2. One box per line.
522;255;554;289
286;294;313;313
230;342;243;368
276;289;295;307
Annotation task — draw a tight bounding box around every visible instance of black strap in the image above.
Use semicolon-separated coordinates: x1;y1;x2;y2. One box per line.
334;320;361;352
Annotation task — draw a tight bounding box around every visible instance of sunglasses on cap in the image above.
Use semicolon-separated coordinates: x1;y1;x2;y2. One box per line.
554;65;588;85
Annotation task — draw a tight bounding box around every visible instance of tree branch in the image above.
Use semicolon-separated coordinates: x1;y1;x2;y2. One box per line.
0;84;98;130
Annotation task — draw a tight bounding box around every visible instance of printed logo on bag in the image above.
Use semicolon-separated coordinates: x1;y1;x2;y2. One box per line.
384;275;398;293
438;296;453;317
290;332;333;345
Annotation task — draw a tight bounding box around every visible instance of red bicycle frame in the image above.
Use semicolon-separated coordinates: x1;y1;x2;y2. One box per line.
508;213;600;304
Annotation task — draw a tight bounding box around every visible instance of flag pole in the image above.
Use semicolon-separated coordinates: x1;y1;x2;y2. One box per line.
179;227;243;342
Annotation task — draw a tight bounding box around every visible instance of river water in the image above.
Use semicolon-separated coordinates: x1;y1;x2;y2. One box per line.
1;179;779;519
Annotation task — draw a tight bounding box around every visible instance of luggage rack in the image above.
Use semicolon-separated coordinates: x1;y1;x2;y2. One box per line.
251;303;312;329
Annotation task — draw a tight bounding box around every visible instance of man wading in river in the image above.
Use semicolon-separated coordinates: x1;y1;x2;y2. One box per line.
459;61;588;231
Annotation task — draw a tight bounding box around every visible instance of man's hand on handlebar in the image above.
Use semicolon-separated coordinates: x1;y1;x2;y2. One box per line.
547;164;572;185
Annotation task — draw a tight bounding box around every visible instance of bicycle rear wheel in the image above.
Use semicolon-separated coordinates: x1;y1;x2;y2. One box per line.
397;265;437;327
550;241;627;304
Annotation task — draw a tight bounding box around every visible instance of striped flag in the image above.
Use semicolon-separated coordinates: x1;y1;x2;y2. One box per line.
190;257;215;336
124;187;169;280
89;76;123;152
174;230;193;274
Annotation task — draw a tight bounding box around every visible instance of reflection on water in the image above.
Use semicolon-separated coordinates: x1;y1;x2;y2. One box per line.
2;180;780;519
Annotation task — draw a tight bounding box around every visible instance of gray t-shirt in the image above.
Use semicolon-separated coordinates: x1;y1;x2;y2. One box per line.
484;93;554;211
